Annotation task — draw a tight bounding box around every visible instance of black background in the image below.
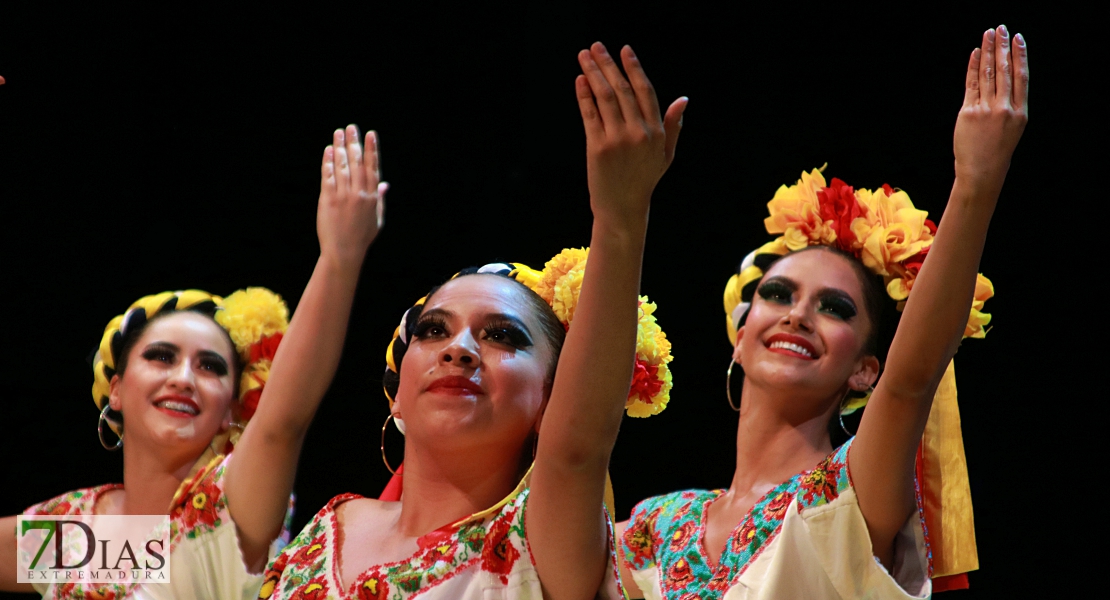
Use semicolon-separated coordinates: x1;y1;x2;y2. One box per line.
0;4;1093;598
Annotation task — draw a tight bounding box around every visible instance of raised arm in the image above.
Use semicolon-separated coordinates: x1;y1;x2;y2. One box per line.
852;26;1028;566
527;43;686;598
225;126;386;571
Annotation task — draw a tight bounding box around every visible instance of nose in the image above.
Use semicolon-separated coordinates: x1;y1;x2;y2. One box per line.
166;358;197;391
782;300;815;332
441;330;481;368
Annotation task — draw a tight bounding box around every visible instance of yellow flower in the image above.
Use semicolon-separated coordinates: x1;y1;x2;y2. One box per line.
534;248;589;304
964;274;994;338
216;288;290;360
763;168;835;251
551;262;586;324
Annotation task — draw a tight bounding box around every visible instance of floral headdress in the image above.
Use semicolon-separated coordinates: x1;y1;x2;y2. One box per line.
722;167;985;587
384;248;673;419
93;288;289;451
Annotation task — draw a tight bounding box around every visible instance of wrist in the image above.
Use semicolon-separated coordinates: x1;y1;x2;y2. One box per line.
590;214;648;252
317;252;365;280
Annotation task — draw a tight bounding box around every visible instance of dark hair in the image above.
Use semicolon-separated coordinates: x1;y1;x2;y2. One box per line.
732;246;901;446
109;308;241;425
382;272;567;401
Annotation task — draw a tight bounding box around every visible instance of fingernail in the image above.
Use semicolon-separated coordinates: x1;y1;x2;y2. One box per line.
594;41;608;55
998;24;1008;37
335;129;344;141
625;45;637;58
1015;33;1025;46
986;28;994;41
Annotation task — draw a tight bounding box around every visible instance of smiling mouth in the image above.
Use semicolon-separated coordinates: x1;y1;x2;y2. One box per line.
154;400;199;417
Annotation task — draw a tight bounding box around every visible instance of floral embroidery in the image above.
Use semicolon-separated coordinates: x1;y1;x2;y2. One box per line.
353;570;390;600
669;520;697;552
621;439;856;600
265;487;559;599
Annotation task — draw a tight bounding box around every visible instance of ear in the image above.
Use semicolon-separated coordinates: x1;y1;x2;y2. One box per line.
108;374;124;412
219;401;236;434
849;355;881;391
732;326;746;364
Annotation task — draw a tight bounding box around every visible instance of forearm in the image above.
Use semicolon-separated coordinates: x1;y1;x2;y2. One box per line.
247;254;361;439
226;253;363;565
538;215;647;468
883;178;999;408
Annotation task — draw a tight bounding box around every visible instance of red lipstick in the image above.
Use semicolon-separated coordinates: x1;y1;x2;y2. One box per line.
764;333;819;360
425;376;485;396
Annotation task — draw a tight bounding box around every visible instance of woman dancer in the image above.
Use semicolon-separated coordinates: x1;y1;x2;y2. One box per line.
0;126;387;599
259;42;686;599
618;25;1028;598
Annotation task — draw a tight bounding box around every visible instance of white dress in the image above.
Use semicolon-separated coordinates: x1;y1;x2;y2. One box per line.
260;477;623;599
24;453;291;600
621;438;932;599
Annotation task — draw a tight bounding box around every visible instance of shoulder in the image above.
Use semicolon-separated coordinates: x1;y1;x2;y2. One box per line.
621;489;718;572
796;438;855;511
629;489;718;523
24;484;122;516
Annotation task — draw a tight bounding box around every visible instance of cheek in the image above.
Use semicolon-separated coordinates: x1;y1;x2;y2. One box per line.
485;351;546;411
820;322;866;361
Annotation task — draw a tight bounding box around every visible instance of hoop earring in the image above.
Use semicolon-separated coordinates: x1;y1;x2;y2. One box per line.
98;404;123;451
726;360;741;412
381;414;398;475
838;410;853;438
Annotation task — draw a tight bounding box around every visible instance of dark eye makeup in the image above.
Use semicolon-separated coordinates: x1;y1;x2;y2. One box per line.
141;342;229;376
817;293;858;320
756;278;795;304
756;277;859;321
483;316;533;349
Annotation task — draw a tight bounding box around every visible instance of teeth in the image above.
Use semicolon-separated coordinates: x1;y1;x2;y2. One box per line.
157;401;198;416
770;341;814;358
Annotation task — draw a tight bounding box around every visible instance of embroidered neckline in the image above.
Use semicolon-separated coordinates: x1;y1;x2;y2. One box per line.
624;441;854;600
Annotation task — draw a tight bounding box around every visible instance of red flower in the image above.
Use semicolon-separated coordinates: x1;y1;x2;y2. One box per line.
481;512;521;584
289;535;326;568
762;491;792;521
622;521;655;569
176;477;222;533
257;552;288;599
628;359;663;403
84;586;119;600
669;520;698;553
730;518;759;554
240;388;263;421
289;576;329;600
817;178;863;255
667;557;695;587
249;333;283;363
800;458;845;505
355;571;390;600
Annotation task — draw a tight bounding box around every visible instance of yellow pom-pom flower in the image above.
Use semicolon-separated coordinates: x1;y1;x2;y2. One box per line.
216;288;290;361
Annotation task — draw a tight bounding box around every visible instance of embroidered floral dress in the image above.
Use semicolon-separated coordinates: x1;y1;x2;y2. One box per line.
260;480;623;600
621;439;931;599
23;453;293;600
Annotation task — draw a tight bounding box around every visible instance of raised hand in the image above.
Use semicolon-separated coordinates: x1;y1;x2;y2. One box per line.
954;25;1029;190
576;43;687;228
318;125;388;269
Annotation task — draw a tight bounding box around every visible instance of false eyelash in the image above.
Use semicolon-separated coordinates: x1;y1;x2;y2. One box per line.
483;321;533;349
819;296;858;320
413;315;449;339
757;280;794;303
